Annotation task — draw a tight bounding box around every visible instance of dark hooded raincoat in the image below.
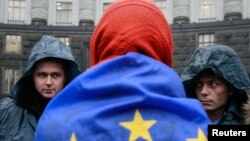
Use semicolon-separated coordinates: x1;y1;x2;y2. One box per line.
181;44;250;124
0;36;80;141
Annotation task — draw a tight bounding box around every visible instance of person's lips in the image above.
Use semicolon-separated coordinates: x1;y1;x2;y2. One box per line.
44;89;54;94
200;100;213;106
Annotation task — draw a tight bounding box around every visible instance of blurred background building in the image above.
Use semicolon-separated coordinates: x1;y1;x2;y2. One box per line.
0;0;250;96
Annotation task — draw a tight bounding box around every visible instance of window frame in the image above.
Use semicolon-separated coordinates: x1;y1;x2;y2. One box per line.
3;0;31;24
190;0;223;23
95;0;173;25
57;36;71;47
4;34;22;54
55;1;72;25
2;67;21;95
197;33;215;48
48;0;78;26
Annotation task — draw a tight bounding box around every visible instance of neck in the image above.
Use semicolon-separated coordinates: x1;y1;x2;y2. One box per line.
34;93;51;118
206;106;226;122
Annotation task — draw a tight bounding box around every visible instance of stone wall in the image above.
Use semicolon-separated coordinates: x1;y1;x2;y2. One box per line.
1;19;250;95
172;19;250;75
0;24;94;95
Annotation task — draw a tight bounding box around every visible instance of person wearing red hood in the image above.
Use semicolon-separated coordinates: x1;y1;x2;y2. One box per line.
34;0;210;141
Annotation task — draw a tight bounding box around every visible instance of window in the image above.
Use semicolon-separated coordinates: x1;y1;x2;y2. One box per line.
56;2;72;25
3;68;21;94
8;0;25;24
48;0;78;26
153;0;167;10
191;0;223;23
58;36;70;47
96;0;173;24
198;33;215;48
198;0;216;22
5;35;22;53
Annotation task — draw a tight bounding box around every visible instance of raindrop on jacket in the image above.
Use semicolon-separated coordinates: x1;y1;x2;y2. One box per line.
0;36;81;141
181;44;250;124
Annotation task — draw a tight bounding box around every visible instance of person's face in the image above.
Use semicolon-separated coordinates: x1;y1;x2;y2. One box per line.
33;60;66;99
194;71;231;112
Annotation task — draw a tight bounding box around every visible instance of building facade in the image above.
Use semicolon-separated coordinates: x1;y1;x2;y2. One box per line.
0;0;250;96
0;0;95;96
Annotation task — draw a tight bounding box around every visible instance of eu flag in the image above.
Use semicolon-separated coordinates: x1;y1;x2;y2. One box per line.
35;53;210;141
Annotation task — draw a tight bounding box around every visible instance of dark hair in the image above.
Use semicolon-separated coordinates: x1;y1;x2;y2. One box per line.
185;68;248;104
186;68;232;98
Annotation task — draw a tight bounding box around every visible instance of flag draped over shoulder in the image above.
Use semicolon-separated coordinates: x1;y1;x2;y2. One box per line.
35;53;210;141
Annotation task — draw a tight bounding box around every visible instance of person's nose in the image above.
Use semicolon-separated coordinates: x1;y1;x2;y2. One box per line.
200;85;209;96
45;76;53;85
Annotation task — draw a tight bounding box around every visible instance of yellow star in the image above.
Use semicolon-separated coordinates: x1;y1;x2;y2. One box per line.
119;109;157;141
70;133;77;141
186;128;208;141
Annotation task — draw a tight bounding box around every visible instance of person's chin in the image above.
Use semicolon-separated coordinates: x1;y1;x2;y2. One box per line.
42;93;56;99
203;106;215;111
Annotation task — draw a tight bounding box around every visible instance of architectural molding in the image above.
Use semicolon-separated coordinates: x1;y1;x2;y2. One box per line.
79;0;95;25
30;0;48;24
173;0;190;23
224;0;242;20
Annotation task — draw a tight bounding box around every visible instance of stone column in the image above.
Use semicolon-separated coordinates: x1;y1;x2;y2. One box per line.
173;0;190;24
31;0;48;25
224;0;242;20
0;0;4;22
79;0;95;26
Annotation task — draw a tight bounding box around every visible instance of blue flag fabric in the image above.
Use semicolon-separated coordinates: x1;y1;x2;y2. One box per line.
35;52;210;141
